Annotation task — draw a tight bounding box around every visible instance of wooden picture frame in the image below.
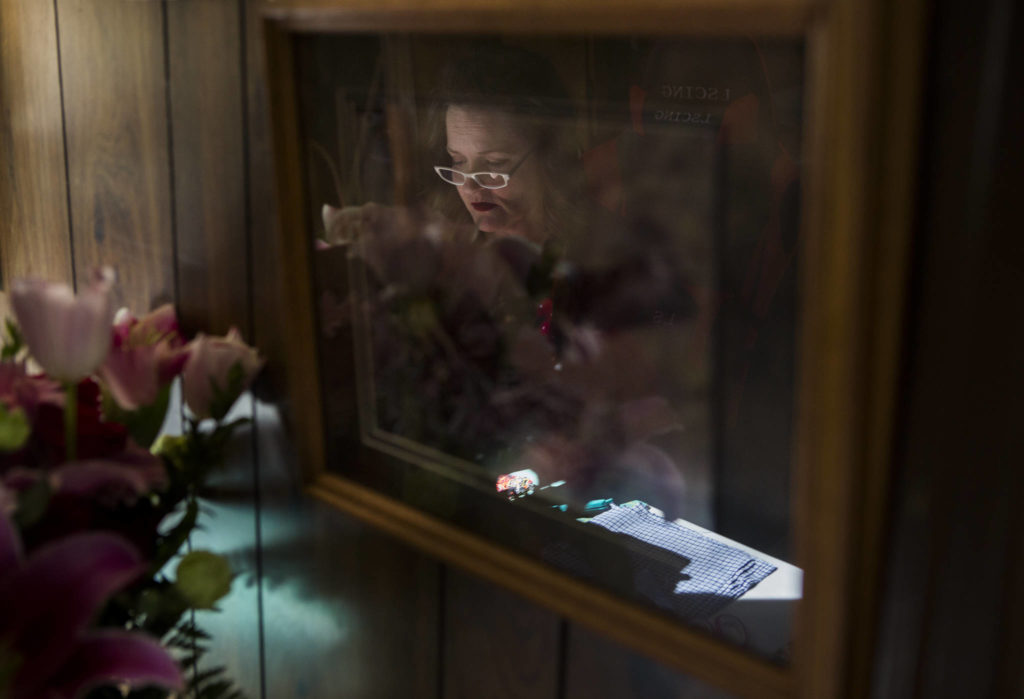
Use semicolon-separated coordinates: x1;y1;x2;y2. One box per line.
261;0;925;696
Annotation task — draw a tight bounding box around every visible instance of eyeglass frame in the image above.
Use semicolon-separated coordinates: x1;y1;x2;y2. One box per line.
433;147;535;189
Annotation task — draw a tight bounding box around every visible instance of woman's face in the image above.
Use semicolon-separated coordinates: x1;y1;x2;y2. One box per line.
445;106;547;243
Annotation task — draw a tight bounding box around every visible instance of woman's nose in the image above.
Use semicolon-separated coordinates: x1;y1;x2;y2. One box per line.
463;177;482;192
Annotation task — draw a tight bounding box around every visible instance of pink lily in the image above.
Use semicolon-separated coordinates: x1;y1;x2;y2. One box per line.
52;443;169;503
9;268;116;383
0;513;183;698
181;328;264;420
2;441;166;503
97;304;189;411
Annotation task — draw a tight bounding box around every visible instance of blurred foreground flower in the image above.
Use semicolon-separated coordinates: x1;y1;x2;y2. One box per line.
0;362;62;424
181;328;263;421
98;305;189;412
1;267;255;699
0;512;182;699
10;268;116;383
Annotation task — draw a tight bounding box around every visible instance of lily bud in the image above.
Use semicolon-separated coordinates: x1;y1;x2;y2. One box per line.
10;268;116;383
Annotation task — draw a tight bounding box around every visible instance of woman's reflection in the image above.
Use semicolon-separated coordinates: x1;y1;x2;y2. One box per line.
439;109;543;242
429;43;584;248
321;40;699;520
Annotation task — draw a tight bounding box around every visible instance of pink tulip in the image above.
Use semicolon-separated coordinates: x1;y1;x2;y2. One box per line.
10;268;116;383
181;328;263;420
97;304;189;411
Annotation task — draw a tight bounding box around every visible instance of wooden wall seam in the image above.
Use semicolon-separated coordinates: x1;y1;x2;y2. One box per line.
160;0;180;314
51;0;76;291
0;0;74;312
237;1;269;697
164;2;264;698
237;0;269;694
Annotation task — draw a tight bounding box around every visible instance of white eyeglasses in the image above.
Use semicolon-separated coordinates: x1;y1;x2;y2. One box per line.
434;148;534;189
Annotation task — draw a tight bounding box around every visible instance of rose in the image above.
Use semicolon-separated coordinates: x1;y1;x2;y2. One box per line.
181;328;263;421
10;268;116;383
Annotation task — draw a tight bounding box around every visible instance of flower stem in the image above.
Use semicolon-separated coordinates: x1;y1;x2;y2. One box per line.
65;380;77;461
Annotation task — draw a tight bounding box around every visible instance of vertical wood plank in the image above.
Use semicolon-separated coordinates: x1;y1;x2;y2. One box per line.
54;0;173;312
564;623;738;699
0;0;73;305
164;4;261;694
255;399;441;698
167;0;249;337
443;569;561;699
245;0;288;395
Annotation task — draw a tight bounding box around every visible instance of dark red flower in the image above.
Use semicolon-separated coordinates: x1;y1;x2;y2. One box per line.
32;379;127;465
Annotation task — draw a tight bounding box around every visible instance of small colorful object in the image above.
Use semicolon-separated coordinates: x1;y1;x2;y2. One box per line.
496;469;539;500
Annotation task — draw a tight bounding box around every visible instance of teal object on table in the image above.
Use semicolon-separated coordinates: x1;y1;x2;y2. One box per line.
583;498;614;514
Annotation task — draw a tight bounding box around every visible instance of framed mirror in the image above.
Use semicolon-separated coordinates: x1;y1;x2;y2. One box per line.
263;2;923;696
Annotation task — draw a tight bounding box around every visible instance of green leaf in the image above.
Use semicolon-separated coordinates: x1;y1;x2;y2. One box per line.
0;645;23;694
151;433;189;464
1;319;23;360
0;403;30;451
152;498;199;573
103;383;172;449
135;585;190;634
166;618;249;699
218;416;251;433
13;478;50;528
174;550;233;610
194;667;230;687
208;361;247;422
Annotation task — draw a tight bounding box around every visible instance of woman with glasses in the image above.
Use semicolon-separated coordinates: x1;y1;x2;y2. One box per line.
323;42;584;257
428;42;586;251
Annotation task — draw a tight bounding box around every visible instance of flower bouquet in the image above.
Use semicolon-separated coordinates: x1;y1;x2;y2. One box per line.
0;268;262;699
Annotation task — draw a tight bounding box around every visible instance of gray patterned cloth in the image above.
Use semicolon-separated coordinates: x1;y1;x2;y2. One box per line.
579;501;777;620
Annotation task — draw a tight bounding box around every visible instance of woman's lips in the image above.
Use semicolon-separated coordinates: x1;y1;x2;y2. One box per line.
471;202;498;212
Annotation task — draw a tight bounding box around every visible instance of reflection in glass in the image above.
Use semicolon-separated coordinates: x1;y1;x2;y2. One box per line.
300;34;803;663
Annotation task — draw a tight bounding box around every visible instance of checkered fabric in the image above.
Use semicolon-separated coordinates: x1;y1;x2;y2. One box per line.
586;501;777;620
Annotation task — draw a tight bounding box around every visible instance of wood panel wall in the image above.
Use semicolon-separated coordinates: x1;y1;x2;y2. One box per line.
0;0;72;315
4;1;1020;698
0;1;730;696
